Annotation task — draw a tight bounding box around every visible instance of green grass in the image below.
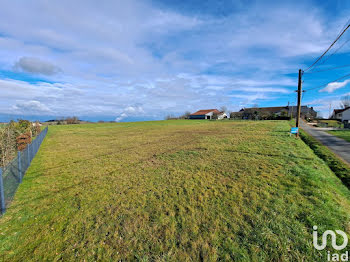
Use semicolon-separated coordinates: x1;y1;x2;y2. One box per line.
317;120;343;128
299;129;350;188
0;120;350;261
327;130;350;142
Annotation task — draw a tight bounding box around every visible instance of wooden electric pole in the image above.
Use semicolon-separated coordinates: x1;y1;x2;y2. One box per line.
296;69;303;133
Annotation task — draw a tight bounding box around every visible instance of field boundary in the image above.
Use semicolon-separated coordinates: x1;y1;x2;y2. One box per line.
0;127;48;215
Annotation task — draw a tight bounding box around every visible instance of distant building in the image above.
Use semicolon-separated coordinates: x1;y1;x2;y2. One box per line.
217;112;228;119
331;107;350;128
239;106;288;120
331;107;350;121
287;106;317;119
234;106;317;120
32;122;42;127
189;109;227;120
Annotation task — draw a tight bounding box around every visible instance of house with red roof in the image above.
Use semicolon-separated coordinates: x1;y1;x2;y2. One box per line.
189;109;227;120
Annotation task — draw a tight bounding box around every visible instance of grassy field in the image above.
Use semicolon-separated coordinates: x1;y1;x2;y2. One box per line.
0;120;350;261
327;130;350;142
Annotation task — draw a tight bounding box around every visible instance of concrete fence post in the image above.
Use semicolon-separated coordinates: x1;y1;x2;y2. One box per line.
0;168;5;215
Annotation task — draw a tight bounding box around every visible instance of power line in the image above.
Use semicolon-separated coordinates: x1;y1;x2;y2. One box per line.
304;23;350;72
294;19;350;126
304;63;350;74
339;18;350;36
309;38;350;70
305;72;350;91
316;18;350;68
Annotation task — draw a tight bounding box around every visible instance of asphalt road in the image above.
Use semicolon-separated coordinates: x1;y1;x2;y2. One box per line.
300;122;350;165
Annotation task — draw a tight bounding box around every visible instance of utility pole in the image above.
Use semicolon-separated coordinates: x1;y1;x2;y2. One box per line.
296;69;303;131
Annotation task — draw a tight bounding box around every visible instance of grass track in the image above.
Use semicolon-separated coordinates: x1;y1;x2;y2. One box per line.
0;120;350;261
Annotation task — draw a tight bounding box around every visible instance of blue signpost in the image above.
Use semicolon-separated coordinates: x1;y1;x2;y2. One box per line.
290;127;299;136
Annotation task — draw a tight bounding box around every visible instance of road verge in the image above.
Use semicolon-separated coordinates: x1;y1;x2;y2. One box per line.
299;129;350;189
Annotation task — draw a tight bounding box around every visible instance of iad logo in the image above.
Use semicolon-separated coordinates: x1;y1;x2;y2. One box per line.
313;225;349;261
313;226;348;250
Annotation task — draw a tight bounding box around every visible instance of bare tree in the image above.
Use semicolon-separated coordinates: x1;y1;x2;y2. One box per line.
165;114;176;120
220;106;227;113
340;95;350;109
66;117;79;124
179;111;191;119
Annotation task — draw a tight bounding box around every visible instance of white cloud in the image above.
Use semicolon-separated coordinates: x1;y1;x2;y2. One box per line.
13;100;51;114
206;86;225;90
320;79;350;93
236;87;291;94
115;105;144;122
229;93;271;106
14;57;61;75
124;106;144;114
144;10;202;32
303;91;350;118
0;1;348;119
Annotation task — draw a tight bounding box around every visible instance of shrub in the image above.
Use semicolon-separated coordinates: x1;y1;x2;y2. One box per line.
0;120;42;167
0;124;17;167
66;117;79;124
16;132;32;151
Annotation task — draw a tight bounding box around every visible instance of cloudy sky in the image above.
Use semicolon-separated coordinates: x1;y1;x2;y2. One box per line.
0;0;350;122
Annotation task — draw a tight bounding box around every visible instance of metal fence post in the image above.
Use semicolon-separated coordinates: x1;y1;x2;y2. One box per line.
0;168;5;215
27;145;30;168
18;151;22;183
29;142;32;163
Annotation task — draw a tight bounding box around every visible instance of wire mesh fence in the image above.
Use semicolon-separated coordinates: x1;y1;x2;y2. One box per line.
0;126;48;215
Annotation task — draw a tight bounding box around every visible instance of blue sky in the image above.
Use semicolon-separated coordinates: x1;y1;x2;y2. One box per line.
0;0;349;122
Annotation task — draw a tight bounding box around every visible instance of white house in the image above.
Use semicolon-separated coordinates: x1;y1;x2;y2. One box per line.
341;108;350;126
331;107;350;122
189;109;227;120
217;112;228;119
